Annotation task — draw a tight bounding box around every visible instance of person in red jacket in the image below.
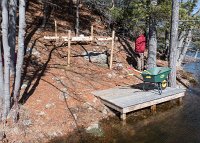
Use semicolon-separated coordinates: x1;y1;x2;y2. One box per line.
135;30;146;71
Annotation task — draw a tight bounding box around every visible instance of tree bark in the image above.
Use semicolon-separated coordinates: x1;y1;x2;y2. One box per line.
1;0;11;119
42;1;51;28
68;0;73;14
147;17;157;69
8;0;17;74
176;31;186;61
164;30;170;60
13;0;26;122
111;0;115;8
177;29;192;66
75;0;80;36
169;0;179;87
0;39;4;119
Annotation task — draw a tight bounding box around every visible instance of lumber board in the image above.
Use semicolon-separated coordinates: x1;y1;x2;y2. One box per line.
109;31;115;69
100;100;123;113
67;30;71;65
109;88;185;108
92;87;186;114
95;37;113;41
122;92;184;113
44;36;114;42
62;36;92;42
44;36;59;40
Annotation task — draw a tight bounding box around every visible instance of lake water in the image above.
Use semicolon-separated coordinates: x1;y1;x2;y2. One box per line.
186;50;200;58
51;62;200;143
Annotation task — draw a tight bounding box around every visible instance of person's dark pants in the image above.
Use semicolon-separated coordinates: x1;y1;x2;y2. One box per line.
136;53;144;71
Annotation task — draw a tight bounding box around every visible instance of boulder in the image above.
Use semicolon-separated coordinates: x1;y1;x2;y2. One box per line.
82;51;108;65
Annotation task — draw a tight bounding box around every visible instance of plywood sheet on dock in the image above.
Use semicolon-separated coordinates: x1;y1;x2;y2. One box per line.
92;87;186;114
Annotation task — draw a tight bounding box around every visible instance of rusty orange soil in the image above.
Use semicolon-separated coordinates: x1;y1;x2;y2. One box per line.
3;21;142;143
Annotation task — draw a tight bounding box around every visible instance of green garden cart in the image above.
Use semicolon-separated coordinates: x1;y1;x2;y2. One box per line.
141;67;171;95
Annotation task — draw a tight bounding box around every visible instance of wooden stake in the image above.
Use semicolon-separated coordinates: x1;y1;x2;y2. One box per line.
68;30;71;66
178;97;183;105
109;31;115;69
55;20;58;44
150;105;157;113
120;113;126;120
91;25;94;42
55;20;58;37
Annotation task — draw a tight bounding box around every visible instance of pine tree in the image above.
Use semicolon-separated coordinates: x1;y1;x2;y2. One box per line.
13;0;26;121
169;0;179;87
8;0;17;74
1;0;11;119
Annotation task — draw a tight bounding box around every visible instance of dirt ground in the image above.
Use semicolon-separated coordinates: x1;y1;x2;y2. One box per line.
0;2;141;142
2;26;143;143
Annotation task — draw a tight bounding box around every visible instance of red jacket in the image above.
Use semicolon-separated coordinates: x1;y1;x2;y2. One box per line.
135;34;146;53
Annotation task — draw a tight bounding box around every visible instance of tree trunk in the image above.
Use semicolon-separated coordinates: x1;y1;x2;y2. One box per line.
111;0;115;8
177;29;192;66
164;30;170;60
75;0;80;36
176;31;186;61
147;17;157;69
1;0;11;119
8;0;17;74
68;0;73;14
169;0;179;87
0;39;4;119
13;0;26;122
42;1;50;28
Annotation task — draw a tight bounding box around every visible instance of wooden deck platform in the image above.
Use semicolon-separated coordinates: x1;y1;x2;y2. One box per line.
92;86;186;120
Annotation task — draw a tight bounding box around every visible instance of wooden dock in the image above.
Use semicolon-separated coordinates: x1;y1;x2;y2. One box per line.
92;86;186;120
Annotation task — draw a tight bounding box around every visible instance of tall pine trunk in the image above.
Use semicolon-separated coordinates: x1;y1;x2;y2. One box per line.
42;1;51;28
8;0;17;74
13;0;26;121
1;0;11;119
0;39;4;119
75;0;80;36
147;17;157;69
177;29;192;66
169;0;179;87
111;0;115;8
68;0;73;14
176;31;186;61
164;30;170;60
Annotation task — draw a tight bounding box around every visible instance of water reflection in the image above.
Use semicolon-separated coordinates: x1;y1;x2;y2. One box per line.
128;90;200;143
183;62;200;74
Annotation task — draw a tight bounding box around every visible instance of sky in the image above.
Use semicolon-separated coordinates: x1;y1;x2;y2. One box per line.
193;0;200;14
181;0;200;14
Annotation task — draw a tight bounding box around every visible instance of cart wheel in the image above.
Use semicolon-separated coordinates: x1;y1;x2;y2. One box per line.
161;80;167;90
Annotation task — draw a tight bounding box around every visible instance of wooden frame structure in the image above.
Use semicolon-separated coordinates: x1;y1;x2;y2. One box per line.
44;21;115;69
93;87;186;120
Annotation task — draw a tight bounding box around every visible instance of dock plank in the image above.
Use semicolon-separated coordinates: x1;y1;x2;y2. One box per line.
110;88;185;108
92;86;186;119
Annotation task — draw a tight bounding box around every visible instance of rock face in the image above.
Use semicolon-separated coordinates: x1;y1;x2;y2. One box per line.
86;122;103;137
59;91;68;101
82;51;108;65
26;47;40;57
23;119;32;126
0;131;5;141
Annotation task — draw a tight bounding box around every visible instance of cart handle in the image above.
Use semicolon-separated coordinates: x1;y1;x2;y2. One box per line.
143;70;151;74
157;70;162;74
128;67;142;73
